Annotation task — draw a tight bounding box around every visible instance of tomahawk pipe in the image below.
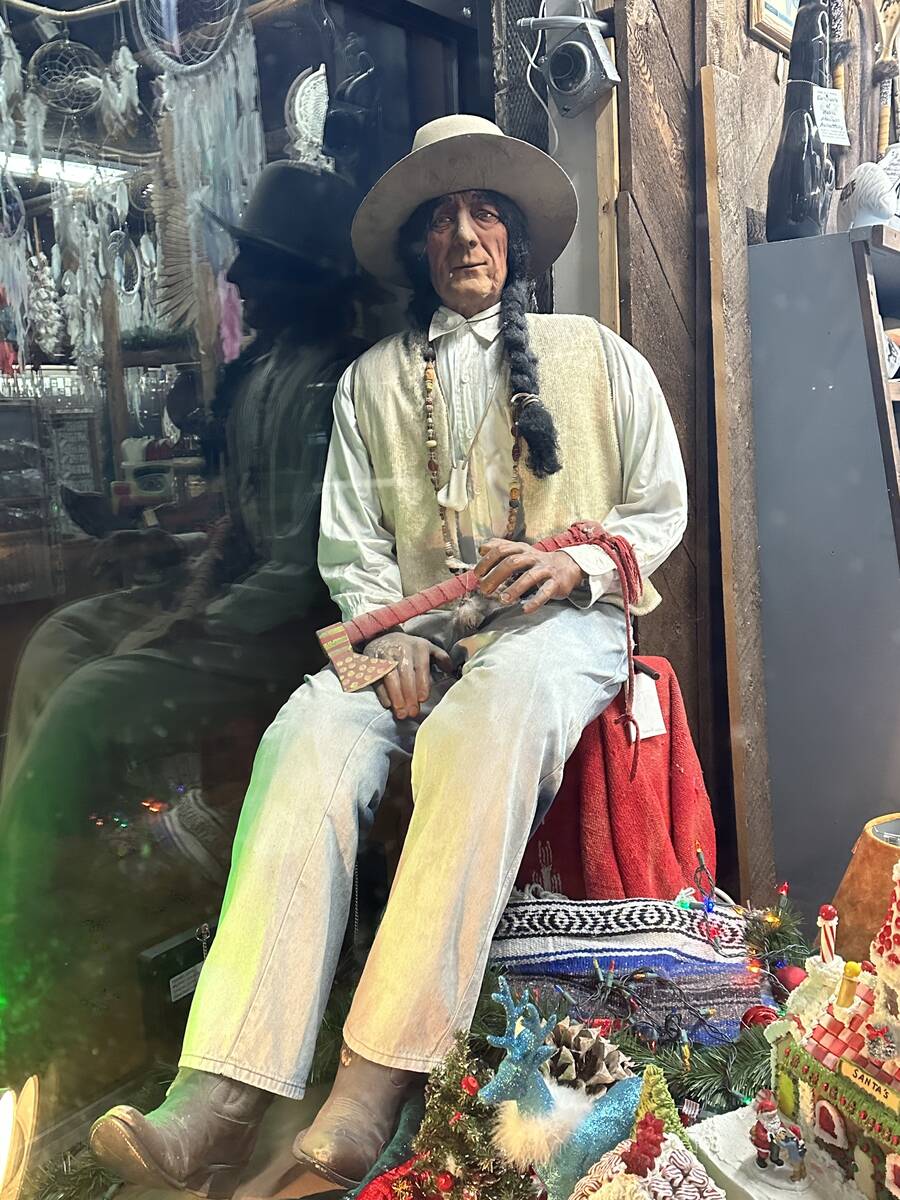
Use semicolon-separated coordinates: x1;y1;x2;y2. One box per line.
318;522;609;692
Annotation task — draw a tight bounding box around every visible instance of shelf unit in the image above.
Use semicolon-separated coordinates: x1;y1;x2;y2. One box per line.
748;228;900;927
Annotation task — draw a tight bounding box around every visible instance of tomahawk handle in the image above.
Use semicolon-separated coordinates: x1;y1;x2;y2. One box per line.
338;521;605;647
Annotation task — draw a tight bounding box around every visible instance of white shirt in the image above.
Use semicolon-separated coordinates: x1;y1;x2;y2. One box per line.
318;304;688;621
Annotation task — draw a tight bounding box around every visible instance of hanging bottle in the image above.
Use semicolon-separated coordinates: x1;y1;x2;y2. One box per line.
766;0;835;242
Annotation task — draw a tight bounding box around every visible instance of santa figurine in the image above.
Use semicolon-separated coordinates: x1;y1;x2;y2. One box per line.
750;1091;803;1172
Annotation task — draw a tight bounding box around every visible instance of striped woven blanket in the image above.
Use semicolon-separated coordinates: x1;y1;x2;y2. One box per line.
489;890;766;1044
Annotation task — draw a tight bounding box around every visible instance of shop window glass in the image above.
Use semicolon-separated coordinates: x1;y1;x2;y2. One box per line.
0;0;481;1151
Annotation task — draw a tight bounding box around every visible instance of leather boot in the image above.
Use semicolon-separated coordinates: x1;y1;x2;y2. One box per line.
293;1046;419;1188
90;1068;272;1197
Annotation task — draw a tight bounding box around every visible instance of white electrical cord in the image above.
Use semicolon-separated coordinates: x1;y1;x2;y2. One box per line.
516;0;561;157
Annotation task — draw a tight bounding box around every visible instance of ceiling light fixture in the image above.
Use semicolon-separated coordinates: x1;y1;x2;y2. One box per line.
3;152;130;185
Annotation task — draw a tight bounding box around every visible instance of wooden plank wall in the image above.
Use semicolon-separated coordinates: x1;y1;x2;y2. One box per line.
690;0;880;898
613;0;702;750
614;0;883;897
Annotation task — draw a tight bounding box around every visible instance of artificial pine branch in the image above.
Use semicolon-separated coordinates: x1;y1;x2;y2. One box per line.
726;1025;774;1102
745;901;813;968
616;1026;772;1117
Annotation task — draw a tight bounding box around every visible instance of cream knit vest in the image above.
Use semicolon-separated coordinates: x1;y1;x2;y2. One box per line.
353;313;660;616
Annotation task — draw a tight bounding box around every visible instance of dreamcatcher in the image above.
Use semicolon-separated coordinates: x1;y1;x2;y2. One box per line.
127;168;154;215
27;37;105;116
135;0;242;73
52;174;124;372
25;37;105;176
107;229;142;333
0;171;28;363
135;0;264;277
284;63;332;169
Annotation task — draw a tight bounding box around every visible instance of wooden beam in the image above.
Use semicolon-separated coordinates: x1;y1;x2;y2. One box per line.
699;63;775;903
595;38;620;333
101;281;127;476
615;0;695;337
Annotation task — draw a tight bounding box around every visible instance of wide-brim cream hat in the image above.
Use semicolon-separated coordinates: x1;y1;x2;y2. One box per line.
351;114;578;287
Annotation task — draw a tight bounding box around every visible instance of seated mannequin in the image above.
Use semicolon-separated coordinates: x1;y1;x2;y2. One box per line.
90;114;688;1195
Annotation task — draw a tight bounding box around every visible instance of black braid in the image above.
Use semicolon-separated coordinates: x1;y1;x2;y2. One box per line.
397;190;561;478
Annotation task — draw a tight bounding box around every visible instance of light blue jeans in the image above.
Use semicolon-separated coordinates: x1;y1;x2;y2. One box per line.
180;601;628;1098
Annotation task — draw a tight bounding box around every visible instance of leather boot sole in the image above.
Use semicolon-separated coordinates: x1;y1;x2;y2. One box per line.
292;1135;363;1191
90;1114;246;1198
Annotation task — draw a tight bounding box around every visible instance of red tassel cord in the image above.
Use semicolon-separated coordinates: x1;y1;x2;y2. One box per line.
587;530;644;779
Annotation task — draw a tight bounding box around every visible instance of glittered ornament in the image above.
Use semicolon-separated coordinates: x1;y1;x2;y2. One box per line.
435;1172;455;1192
740;1005;778;1029
358;1157;423;1200
773;963;808;993
461;1075;479;1096
449;1111;463;1126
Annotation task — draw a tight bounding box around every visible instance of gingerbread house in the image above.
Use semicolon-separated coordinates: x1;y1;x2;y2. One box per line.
773;863;900;1199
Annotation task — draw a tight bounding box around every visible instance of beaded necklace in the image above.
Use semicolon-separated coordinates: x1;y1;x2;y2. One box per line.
422;342;530;573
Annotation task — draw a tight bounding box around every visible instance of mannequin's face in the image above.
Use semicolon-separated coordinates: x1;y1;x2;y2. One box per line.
425;190;509;318
227;246;323;331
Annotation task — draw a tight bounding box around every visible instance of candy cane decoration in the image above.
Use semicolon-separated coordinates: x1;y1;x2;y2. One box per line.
818;903;839;963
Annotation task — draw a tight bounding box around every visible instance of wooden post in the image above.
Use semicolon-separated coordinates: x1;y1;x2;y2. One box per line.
595;37;620;333
699;64;775;902
101;280;128;475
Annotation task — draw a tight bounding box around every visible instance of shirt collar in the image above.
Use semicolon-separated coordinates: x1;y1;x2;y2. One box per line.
428;301;503;346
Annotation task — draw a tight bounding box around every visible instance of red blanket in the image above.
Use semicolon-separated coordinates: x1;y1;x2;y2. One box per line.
516;658;716;900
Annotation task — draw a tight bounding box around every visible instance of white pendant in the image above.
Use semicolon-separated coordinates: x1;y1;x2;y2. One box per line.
437;462;470;512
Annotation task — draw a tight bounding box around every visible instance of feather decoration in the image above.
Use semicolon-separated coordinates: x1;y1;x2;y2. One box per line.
0;20;21;155
0;20;22;106
114;43;139;128
161;20;264;277
22;91;46;175
98;68;120;136
152;113;200;329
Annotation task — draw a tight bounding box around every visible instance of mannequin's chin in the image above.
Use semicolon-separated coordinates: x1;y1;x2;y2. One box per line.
437;280;503;319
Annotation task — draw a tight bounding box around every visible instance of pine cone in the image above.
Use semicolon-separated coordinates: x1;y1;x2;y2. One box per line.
542;1017;634;1096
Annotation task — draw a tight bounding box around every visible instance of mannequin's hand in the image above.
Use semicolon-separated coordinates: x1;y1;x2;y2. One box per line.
89;528;186;581
475;538;585;614
364;633;452;720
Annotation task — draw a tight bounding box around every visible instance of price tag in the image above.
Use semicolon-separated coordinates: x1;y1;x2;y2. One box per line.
813;86;851;147
880;144;900;187
169;961;203;1003
628;672;666;743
